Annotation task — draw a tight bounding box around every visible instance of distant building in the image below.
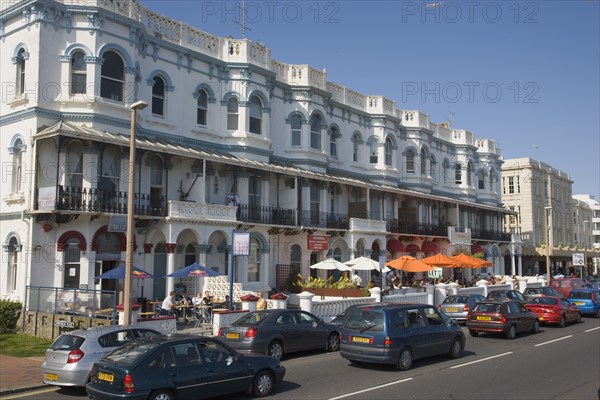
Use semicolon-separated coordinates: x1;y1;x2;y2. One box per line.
502;158;600;277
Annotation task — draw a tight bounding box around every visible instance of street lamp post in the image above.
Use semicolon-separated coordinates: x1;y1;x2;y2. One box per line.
545;206;552;280
583;220;589;278
124;100;148;325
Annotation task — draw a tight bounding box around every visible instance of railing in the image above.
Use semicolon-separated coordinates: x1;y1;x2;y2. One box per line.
25;285;117;320
312;298;376;321
51;185;165;216
299;210;349;229
237;204;297;226
386;220;448;236
168;201;237;222
471;229;511;242
383;292;429;304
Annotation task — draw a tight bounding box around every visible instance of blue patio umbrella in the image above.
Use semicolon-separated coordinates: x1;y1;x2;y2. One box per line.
164;263;221;278
95;264;154;280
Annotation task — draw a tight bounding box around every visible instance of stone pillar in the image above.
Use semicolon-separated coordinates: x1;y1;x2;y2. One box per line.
517;277;528;293
368;286;381;303
165;243;177;294
240;294;259;311
270;293;289;309
435;283;448;307
298;291;315;313
447;282;459;296
517;253;523;277
117;303;141;325
505;276;515;290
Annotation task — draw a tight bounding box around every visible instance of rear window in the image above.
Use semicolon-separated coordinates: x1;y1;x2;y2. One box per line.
445;296;468;304
342;308;385;332
50;334;85;351
103;341;159;365
234;312;271;326
568;291;592;299
529;297;558;305
473;303;502;313
525;288;542;294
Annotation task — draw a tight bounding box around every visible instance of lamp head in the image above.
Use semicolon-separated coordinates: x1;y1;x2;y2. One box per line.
131;100;148;110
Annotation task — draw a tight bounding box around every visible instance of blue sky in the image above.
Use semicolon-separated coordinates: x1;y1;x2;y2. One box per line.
144;0;600;199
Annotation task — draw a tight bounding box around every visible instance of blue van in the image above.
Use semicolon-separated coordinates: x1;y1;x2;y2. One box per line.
340;303;465;370
567;289;600;317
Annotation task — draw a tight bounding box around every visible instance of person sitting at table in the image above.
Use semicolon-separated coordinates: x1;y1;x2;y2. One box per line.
192;291;203;307
161;291;178;318
202;291;213;306
178;291;193;322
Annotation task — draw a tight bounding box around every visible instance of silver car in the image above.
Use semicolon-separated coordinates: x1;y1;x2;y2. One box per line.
41;325;160;387
439;294;486;322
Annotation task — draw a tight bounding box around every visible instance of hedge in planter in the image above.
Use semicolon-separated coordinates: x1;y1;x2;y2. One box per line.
0;300;23;334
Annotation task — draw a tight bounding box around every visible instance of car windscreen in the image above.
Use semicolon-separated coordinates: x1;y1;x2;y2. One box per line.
342;308;385;332
103;341;159;365
525;288;542;294
50;334;85;351
233;312;271;326
528;297;558;305
473;303;502;313
568;291;592;299
445;296;468;304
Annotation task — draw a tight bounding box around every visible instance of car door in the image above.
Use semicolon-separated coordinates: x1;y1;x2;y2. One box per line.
406;308;434;358
511;302;532;332
561;298;579;322
274;311;302;352
165;342;211;399
296;311;328;350
199;339;251;397
421;306;452;355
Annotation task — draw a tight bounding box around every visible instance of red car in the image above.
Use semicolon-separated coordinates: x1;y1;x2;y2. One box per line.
524;296;581;327
466;300;540;340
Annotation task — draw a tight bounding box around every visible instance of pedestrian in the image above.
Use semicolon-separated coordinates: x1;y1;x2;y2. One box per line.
256;292;267;310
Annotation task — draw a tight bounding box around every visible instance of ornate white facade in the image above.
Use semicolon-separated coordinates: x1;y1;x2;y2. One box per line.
1;0;511;302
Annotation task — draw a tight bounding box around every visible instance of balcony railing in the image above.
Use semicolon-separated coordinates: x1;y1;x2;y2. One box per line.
470;229;511;242
237;204;297;226
386;220;448;237
49;185;165;216
299;210;349;230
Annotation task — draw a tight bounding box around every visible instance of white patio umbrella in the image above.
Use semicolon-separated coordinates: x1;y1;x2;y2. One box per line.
309;258;352;271
345;256;390;273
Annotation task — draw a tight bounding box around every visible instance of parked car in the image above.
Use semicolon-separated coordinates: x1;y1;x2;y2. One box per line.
549;278;586;298
567;289;600;317
524;296;581;327
486;289;527;304
42;325;161;387
523;286;561;300
217;309;340;360
438;294;486;323
466;300;540;339
339;303;465;370
86;334;285;399
330;304;369;327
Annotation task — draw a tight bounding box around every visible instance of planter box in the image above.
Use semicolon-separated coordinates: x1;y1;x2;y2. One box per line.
302;288;365;298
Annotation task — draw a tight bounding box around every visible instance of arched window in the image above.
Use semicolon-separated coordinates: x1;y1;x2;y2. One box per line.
249;96;262;134
455;164;462;185
227;97;238;130
384;138;393;166
70;51;87;95
290;114;302;146
151;76;165;116
329;126;339;157
420;148;427;175
100;51;124;102
352;133;360;162
355;241;365;258
478;170;485;190
4;237;19;293
65;142;83;188
248;238;261;282
369;140;378;164
442;160;449;182
64;238;81;288
10;138;24;193
16;48;26;94
197;89;208;125
310;115;322;150
406;149;415;173
185;243;197;266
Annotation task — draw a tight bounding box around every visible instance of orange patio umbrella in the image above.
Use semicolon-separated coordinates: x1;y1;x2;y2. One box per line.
395;259;434;273
385;255;416;270
420;253;460;268
451;253;489;268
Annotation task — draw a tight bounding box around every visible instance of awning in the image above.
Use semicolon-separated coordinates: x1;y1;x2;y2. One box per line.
387;239;405;252
405;243;421;253
421;240;438;253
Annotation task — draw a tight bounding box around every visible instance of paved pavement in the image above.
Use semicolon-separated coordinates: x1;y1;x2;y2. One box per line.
0;322;210;396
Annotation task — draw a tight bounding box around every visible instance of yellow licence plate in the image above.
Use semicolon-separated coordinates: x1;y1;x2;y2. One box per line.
352;336;370;343
45;373;58;381
573;302;584;305
226;332;240;339
446;307;459;312
476;316;492;321
98;372;114;383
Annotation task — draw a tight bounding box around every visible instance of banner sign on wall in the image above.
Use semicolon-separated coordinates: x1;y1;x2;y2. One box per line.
307;235;329;251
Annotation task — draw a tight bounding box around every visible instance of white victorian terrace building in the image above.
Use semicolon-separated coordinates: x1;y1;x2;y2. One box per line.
1;0;513;303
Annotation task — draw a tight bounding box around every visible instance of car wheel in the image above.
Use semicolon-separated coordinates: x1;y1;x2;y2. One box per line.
469;329;478;337
577;313;582;323
148;390;173;400
349;359;362;365
595;309;600;319
326;333;340;352
252;370;274;397
449;337;463;359
531;320;540;334
558;315;566;328
267;340;284;360
396;348;413;371
505;325;516;340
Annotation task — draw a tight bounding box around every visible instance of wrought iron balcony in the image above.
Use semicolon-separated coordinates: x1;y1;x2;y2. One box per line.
237;204;297;226
47;185;165;216
386;219;448;236
471;229;511;242
299;210;349;230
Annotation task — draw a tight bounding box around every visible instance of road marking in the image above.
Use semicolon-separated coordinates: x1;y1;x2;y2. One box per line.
327;377;413;400
450;351;513;369
534;335;572;347
584;326;599;333
1;387;57;399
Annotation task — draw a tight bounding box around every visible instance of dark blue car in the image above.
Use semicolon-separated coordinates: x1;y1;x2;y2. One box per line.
340;303;465;370
567;289;600;317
